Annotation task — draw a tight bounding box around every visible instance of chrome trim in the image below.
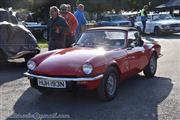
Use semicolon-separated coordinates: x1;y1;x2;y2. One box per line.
24;72;103;81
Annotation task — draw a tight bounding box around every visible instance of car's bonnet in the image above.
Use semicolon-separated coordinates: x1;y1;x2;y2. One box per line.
34;47;107;76
155;19;180;25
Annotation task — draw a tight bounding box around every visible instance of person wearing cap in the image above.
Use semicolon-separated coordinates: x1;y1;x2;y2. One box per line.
47;6;69;50
74;4;87;37
66;4;72;12
60;4;78;47
140;5;148;35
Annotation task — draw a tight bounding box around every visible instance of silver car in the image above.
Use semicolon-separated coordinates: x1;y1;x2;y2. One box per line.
135;13;180;36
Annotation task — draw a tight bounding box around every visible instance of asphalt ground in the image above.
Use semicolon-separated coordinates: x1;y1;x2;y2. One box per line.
0;33;180;120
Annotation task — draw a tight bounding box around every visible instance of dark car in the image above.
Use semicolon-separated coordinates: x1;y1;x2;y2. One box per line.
23;22;47;39
22;13;47;39
0;22;40;64
96;14;131;27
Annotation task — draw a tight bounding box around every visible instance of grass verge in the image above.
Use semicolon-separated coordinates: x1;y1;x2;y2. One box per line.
38;39;48;48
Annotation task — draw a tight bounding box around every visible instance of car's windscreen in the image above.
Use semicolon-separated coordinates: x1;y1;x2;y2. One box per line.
101;17;111;21
76;30;125;48
152;14;173;20
111;15;127;21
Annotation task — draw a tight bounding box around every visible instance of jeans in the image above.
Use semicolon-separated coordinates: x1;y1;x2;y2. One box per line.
141;20;146;34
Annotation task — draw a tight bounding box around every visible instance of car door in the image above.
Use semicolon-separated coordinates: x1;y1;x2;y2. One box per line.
126;31;148;76
145;15;152;33
147;15;158;33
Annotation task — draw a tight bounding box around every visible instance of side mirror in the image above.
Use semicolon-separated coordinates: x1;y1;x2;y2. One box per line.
139;39;144;46
134;32;144;47
127;42;135;50
130;42;136;47
127;39;136;50
134;32;139;38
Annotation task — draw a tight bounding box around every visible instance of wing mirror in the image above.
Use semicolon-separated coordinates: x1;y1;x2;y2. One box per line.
134;32;144;47
127;39;136;50
134;32;139;38
130;42;136;47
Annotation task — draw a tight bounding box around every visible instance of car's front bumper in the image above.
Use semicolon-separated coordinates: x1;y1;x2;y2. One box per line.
24;72;103;90
24;72;103;81
160;28;180;33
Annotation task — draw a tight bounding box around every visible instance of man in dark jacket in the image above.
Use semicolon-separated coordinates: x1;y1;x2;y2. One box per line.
47;6;69;50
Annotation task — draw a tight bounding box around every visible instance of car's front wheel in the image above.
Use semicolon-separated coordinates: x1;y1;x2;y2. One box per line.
97;66;119;101
143;53;157;77
154;27;161;36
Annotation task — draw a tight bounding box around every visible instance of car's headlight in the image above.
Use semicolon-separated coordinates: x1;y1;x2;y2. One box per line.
27;60;36;70
82;63;93;75
161;25;170;29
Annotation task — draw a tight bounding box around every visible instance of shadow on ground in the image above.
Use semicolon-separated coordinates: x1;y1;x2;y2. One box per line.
7;75;173;120
143;33;180;41
0;61;27;85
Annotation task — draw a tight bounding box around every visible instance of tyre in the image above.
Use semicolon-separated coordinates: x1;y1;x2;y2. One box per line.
154;27;161;36
97;66;119;101
143;53;157;77
43;31;47;40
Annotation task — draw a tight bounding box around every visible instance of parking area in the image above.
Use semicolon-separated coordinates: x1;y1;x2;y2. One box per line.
0;33;180;120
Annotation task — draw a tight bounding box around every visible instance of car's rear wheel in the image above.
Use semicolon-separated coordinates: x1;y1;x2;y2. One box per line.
136;26;142;34
43;31;47;40
154;27;161;36
143;53;157;77
97;66;119;101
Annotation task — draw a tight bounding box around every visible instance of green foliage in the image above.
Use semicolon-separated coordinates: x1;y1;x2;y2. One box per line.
0;0;168;22
38;39;48;48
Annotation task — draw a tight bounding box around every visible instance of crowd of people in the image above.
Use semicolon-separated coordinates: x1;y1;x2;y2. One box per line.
47;3;87;51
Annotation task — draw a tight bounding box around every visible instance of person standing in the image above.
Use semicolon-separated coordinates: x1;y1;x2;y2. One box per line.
66;4;72;12
74;4;87;37
60;4;78;47
140;5;148;35
47;6;69;50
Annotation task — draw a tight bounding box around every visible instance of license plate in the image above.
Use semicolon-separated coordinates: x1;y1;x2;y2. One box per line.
38;79;66;88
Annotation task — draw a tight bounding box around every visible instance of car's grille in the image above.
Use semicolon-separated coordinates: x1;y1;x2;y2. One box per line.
34;73;79;78
170;24;180;27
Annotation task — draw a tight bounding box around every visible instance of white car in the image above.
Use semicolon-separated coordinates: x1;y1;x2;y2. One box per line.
135;13;180;36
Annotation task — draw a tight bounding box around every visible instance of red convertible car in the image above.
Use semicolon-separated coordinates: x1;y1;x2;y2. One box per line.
24;27;161;101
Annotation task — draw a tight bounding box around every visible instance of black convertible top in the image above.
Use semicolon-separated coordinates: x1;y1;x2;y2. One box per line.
0;22;38;57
